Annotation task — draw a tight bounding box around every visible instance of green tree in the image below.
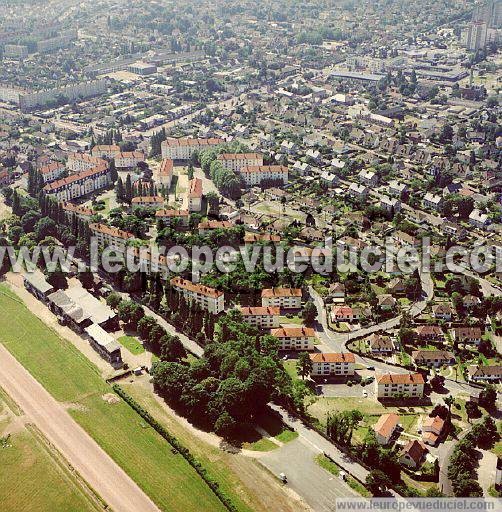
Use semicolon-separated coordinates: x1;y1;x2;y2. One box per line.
296;352;312;380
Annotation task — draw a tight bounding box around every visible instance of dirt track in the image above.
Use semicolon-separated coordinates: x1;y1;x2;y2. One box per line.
0;343;160;512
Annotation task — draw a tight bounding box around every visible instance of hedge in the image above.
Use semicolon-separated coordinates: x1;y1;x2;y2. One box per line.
112;384;238;512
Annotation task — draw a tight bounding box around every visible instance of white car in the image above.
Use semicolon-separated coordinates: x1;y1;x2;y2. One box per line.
362;390;368;397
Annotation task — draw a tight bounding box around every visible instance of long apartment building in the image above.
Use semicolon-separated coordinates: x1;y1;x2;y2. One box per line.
170;277;224;314
271;326;316;351
240;306;280;329
114;151;144;169
188;178;203;212
161;138;224;160
43;162;110;201
375;372;425;399
309;353;356;377
239;165;289;187
91;145;121;159
158;159;173;188
261;287;302;309
155;209;190;227
67;153;106;173
38;162;66;183
90;223;135;253
217;153;263;173
131;196;164;209
62;202;93;222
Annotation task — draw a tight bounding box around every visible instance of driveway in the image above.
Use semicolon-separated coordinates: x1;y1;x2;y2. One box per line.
259;438;358;512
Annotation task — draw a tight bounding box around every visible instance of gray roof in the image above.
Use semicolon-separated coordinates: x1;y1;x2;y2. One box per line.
24;271;54;295
85;324;121;354
64;287;116;325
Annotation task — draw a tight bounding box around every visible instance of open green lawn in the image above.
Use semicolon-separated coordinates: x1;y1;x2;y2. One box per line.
0;284;227;512
258;411;298;444
117;335;145;355
0;429;99;512
278;315;303;325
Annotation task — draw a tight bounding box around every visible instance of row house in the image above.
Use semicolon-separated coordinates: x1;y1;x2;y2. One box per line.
90;223;135;253
43;163;110;202
270;326;316;351
188;178;203;212
261;287;302;309
62;202;93;222
114;151;144;169
309;352;356;377
131;196;164;209
412;349;455;368
243;233;281;245
158;159;173;188
452;326;482;346
217;153;263;173
198;220;232;234
161;137;224;160
238;165;289;187
91;145;121;159
170;277;224;314
240;306;280;329
67;153;105;173
468;365;502;383
155;209;189;228
375;372;425;398
38;162;65;183
393;230;420;247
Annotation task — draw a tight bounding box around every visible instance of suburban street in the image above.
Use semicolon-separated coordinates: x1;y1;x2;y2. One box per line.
0;343;161;512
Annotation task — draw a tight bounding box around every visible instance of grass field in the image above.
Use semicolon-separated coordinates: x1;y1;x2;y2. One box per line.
0;429;99;512
117;335;145;355
0;284;227;512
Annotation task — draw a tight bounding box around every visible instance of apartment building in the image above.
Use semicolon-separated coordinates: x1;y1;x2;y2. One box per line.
62;202;93;221
270;326;316;351
114;151;144;169
188;178;203;212
240;306;280;329
161;138;224;160
158;159;174;188
375;372;425;399
43;163;111;202
170;277;224;314
238;165;289;187
90;223;135;253
38;162;66;183
67;154;106;173
217;153;264;173
91;145;121;159
261;287;302;309
309;352;356;377
131;196;164;209
155;209;190;227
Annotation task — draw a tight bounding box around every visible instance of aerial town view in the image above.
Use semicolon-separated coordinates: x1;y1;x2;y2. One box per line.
0;0;501;511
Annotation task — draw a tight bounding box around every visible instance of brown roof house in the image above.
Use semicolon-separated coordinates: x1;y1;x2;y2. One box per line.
399;440;428;469
373;413;400;445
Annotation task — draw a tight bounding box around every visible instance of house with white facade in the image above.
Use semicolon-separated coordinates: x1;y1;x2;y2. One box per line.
270;326;316;351
309;352;356;377
261;288;302;309
240;306;280;329
170;277;224;314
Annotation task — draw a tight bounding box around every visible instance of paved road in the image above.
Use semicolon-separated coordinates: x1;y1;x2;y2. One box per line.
0;343;160;512
259;438;358;512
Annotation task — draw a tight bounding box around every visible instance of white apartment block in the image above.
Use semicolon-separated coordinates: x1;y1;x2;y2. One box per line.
309;353;356;377
62;202;93;221
67;154;106;174
131;196;164;209
271;326;316;351
261;288;302;309
38;162;66;183
188;178;203;212
217;153;264;173
170;277;224;314
114;151;144;169
375;373;425;399
161;138;224;160
238;165;289;187
158;159;173;188
91;145;121;159
43;163;111;202
240;306;280;329
90;223;135;253
155;209;190;227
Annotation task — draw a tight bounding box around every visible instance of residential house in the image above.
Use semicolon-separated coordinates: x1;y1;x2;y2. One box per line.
375;372;425;398
240;306;280;329
270;326;316;351
469;209;490;229
114;151;144;169
170;277;224;314
348;182;369;199
368;333;396;355
217;153;263;173
468;365;502;383
261;288;302;309
399;440;428;469
412;350;455;368
91;144;121;159
421;415;445;446
328;282;346;300
158;159;173;188
387;278;406;295
393;231;420;247
358;169;378;187
373;413;400;445
238;165;288;187
378;294;396;311
331;306;361;323
38;162;66;183
388;180;407;197
62;202;93;221
462;295;481;309
414;325;444;343
452;326;482;346
198;220;232;234
433;303;454;321
380;195;401;213
244;233;281;245
423;193;443;211
309;353;356;377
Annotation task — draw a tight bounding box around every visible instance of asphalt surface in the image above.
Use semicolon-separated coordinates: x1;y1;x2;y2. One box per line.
0;343;160;512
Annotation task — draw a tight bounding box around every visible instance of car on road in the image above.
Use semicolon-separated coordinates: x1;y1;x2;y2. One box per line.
362;390;368;397
366;366;375;371
279;473;287;483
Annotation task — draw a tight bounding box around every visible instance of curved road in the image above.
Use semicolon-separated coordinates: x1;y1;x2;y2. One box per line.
0;343;160;512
